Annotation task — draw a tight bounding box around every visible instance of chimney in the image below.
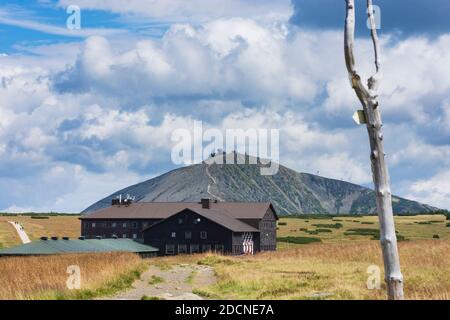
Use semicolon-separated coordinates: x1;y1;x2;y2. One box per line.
201;198;212;209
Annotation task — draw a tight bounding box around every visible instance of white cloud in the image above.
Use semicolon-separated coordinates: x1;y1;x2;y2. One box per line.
57;0;293;23
406;170;450;210
0;16;449;212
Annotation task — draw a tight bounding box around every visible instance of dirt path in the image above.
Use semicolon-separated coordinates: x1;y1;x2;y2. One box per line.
8;221;31;244
104;264;216;300
205;165;225;201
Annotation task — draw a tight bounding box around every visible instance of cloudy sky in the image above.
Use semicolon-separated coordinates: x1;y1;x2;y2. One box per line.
0;0;449;212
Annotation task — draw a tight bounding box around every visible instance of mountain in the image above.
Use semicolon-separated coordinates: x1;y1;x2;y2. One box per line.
82;153;437;215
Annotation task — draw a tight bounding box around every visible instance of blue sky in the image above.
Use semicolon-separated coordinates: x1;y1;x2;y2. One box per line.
0;0;449;212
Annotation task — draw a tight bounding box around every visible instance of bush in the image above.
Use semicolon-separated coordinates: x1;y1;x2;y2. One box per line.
277;236;321;244
446;223;450;227
361;222;375;225
315;229;332;233
148;275;165;285
433;234;440;239
312;223;343;229
31;216;49;219
344;228;379;239
278;222;287;226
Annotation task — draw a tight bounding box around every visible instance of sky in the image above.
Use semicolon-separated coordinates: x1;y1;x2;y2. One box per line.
0;0;449;212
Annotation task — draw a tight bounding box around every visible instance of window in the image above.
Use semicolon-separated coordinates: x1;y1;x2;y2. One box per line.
185;231;192;239
190;244;200;254
112;222;117;228
106;222;112;228
202;244;211;253
193;218;201;224
132;233;137;239
83;222;88;228
142;222;148;228
178;218;183;224
122;234;127;238
215;244;224;253
122;222;127;228
92;222;96;228
171;232;176;238
166;244;175;255
178;244;187;254
131;222;138;229
200;231;207;239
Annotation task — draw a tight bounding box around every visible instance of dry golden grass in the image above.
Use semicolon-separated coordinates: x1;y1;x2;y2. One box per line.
153;239;450;300
0;215;80;246
0;252;145;300
0;221;21;248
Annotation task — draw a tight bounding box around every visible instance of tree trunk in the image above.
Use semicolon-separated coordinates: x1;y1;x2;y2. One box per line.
344;0;404;300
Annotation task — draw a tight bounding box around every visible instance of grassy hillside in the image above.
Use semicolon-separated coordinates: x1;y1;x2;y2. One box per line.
276;214;450;246
0;215;81;248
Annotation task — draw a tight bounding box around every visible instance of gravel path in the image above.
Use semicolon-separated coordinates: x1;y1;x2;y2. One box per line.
104;264;216;300
8;221;31;244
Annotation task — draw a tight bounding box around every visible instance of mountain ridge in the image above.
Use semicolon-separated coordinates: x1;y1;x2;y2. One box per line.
82;153;438;215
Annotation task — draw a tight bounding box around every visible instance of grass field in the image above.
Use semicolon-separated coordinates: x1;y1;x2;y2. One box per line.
0;214;448;300
0;252;145;299
276;214;450;248
150;239;450;300
0;215;81;247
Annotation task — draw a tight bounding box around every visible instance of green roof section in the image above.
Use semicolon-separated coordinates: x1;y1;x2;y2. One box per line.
0;239;158;256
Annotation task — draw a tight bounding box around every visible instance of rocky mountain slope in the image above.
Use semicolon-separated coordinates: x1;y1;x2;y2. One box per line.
83;153;437;215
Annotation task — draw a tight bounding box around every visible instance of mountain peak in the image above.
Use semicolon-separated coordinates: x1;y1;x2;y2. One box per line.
82;157;437;215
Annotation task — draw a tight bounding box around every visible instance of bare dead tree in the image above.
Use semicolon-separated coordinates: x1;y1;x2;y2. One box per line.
344;0;404;300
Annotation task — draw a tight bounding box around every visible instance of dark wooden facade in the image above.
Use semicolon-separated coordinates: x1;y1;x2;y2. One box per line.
143;209;260;255
80;199;277;255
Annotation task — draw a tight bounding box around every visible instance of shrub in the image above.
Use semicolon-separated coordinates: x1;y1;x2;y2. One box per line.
361;222;375;225
277;236;321;244
433;234;440;239
278;222;287;226
148;275;165;285
312;223;343;229
31;216;49;219
315;229;332;233
344;228;379;239
141;295;163;300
